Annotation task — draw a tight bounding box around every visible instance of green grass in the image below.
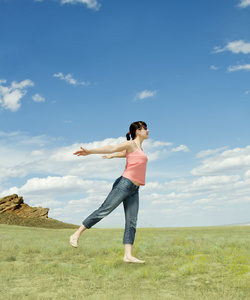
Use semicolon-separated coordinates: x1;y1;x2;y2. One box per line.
1;225;250;300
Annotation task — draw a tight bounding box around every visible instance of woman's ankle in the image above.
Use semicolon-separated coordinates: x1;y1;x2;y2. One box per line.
124;254;134;260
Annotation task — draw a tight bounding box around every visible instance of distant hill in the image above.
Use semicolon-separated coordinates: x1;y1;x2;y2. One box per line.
225;222;250;226
0;194;78;229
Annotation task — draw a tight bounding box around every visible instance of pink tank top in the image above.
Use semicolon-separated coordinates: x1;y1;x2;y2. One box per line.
122;141;148;186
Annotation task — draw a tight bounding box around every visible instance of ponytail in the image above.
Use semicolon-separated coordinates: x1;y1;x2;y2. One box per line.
126;132;131;140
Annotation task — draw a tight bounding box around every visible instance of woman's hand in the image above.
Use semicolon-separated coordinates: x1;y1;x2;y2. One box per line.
73;147;90;156
102;154;113;159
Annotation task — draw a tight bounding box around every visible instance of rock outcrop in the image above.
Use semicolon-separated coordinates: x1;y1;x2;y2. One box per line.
0;194;49;219
0;194;78;229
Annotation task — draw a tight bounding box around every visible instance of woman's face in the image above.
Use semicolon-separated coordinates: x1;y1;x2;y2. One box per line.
137;126;149;139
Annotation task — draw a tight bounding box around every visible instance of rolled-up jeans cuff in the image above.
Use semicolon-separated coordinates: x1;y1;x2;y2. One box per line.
82;221;91;229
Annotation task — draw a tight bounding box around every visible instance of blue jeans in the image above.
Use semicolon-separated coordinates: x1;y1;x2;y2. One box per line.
82;176;139;245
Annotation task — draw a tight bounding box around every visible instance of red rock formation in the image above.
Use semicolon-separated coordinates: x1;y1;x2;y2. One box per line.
0;194;49;219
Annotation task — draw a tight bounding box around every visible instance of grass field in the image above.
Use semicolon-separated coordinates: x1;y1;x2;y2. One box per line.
1;224;250;300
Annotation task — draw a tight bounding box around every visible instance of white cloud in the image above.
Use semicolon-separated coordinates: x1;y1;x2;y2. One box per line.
212;40;250;73
147;141;173;148
171;145;190;153
238;0;250;8
0;79;34;112
34;0;101;10
245;170;250;177
149;192;189;205
210;65;218;70
196;147;228;158
31;150;45;157
18;176;108;195
213;40;250;54
2;90;24;112
0;176;111;203
0;131;52;181
53;72;90;86
32;93;45;102
244;90;249;95
185;175;240;193
141;139;172;161
60;0;101;10
11;80;33;89
0;131;49;148
135;90;157;100
192;146;250;176
228;64;250;72
143;178;189;193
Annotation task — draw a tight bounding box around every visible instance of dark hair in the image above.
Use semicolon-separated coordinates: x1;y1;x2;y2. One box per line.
126;121;147;140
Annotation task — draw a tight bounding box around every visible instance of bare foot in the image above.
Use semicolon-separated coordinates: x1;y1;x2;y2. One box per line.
123;255;145;264
70;235;79;248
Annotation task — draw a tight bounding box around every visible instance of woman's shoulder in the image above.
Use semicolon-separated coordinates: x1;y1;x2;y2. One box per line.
126;140;138;153
116;140;135;152
120;140;133;147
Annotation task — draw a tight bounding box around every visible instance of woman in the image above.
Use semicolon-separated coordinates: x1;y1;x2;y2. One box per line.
70;121;149;264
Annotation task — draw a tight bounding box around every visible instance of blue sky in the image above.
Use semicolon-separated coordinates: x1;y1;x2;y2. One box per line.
0;0;250;228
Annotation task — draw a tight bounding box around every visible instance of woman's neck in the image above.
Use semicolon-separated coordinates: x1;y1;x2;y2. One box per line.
134;137;144;147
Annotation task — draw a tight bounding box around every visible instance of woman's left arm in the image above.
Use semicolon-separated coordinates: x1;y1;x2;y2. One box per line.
102;151;126;159
73;141;132;157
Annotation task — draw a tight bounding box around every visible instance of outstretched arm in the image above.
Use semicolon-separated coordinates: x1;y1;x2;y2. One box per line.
73;141;131;157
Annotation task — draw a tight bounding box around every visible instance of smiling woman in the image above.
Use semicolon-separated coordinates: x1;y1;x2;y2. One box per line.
70;121;149;264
